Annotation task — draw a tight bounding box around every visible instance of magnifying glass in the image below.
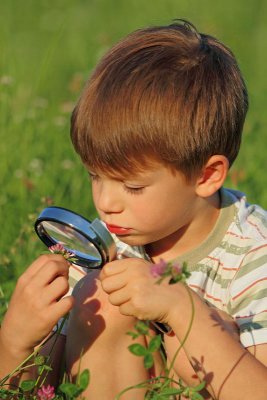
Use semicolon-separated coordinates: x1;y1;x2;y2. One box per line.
34;206;117;269
34;206;172;335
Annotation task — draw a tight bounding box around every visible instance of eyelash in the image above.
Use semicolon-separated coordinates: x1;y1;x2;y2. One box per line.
123;185;145;195
88;173;99;181
88;173;145;195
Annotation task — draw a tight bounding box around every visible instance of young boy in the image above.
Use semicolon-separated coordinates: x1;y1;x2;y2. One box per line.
1;20;267;399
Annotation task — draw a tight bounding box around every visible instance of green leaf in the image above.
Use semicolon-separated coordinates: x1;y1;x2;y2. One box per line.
59;382;81;397
128;343;148;356
191;392;205;400
183;387;190;396
20;379;35;392
38;364;52;375
169;276;181;284
42;365;53;371
144;353;154;369
148;335;162;352
78;369;90;390
126;331;139;339
192;380;206;391
34;355;45;365
0;388;21;398
158;387;184;395
38;366;43;375
135;320;150;335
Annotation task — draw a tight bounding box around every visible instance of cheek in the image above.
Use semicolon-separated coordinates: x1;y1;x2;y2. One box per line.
91;186;100;208
135;195;187;232
130;199;168;226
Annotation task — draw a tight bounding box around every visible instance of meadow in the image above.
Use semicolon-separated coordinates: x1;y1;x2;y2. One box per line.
0;0;267;320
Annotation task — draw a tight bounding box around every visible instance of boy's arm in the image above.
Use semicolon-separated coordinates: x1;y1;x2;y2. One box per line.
0;331;66;387
164;307;240;388
165;285;267;400
100;258;267;400
165;242;267;399
0;254;73;385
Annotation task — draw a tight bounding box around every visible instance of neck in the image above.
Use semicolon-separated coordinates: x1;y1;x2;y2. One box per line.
145;191;221;263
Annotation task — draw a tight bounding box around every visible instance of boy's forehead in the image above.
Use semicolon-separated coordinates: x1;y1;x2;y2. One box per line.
85;159;168;180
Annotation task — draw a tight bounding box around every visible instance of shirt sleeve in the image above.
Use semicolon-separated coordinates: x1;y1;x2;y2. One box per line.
227;243;267;347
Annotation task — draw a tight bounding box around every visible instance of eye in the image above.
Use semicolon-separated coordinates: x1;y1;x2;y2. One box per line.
123;185;145;195
88;172;99;181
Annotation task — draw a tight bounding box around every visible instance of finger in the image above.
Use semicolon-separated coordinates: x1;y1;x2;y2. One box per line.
100;260;128;280
22;254;69;282
28;258;70;289
118;301;137;318
101;274;127;294
50;295;75;323
108;287;131;306
44;275;70;304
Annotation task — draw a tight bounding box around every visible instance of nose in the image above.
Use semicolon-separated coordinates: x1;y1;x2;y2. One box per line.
93;180;123;215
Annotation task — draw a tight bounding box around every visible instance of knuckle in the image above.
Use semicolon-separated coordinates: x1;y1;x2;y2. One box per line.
102;264;110;277
48;260;65;274
101;279;110;292
131;280;144;295
131;296;142;310
38;254;51;263
47;257;68;271
22;282;35;299
46;261;58;275
108;293;117;306
17;273;28;288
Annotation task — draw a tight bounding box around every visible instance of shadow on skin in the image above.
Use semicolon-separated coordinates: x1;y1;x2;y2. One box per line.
210;308;240;340
65;270;141;381
190;308;250;399
191;355;214;398
65;271;106;378
65;270;151;400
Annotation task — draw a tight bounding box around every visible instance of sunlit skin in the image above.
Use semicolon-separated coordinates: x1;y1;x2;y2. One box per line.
68;158;267;400
88;162;221;262
1;157;267;400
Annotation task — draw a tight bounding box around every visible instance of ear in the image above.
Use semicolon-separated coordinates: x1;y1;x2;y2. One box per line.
195;155;229;198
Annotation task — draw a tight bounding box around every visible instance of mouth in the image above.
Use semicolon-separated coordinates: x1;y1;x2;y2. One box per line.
105;223;132;235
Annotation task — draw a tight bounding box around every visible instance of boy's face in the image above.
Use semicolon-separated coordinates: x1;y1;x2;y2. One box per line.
88;162;202;250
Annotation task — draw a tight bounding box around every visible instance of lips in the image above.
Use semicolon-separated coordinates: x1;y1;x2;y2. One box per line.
105;223;132;235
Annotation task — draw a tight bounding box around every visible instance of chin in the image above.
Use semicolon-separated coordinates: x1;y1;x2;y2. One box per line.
115;234;149;247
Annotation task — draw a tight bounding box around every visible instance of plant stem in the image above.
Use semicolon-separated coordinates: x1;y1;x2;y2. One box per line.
35;315;68;389
166;284;195;377
0;318;66;386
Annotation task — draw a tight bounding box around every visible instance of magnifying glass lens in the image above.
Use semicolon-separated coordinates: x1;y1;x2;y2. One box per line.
41;221;101;262
34;206;117;269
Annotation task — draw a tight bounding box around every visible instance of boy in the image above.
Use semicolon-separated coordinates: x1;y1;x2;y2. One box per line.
1;20;267;399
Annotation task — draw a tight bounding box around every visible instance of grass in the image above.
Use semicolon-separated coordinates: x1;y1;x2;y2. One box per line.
0;0;267;317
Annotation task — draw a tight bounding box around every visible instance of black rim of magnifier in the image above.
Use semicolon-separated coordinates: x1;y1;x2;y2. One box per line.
34;206;105;269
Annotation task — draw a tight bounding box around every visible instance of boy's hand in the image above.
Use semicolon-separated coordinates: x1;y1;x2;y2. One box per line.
99;258;181;324
1;254;74;356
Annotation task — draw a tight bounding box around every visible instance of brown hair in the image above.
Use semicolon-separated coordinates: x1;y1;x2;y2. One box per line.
71;20;248;179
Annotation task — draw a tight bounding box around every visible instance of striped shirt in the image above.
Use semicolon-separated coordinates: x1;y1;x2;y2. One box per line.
65;188;267;347
174;188;267;348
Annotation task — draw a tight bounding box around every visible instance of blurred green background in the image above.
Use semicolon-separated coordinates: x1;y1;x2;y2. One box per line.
0;0;266;318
